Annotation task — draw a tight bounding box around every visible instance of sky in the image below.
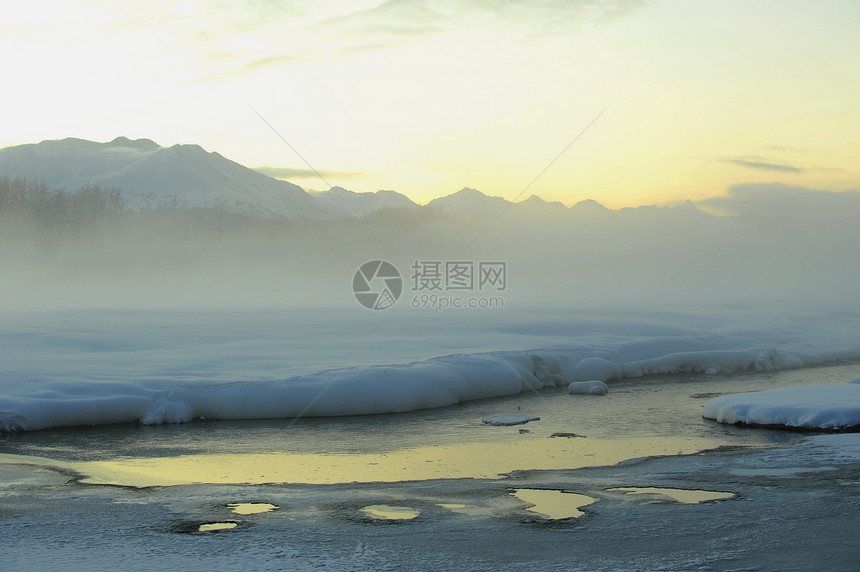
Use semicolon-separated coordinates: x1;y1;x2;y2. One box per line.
3;0;859;208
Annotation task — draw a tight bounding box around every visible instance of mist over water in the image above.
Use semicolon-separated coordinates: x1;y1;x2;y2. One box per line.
4;172;858;432
1;177;857;312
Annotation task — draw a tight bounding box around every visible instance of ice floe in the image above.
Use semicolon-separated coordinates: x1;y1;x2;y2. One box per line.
568;380;609;395
703;382;860;429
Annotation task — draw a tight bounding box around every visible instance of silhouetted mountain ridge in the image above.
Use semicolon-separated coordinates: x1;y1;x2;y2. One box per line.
0;137;719;222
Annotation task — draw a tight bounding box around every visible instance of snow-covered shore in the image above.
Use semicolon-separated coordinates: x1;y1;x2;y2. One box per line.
2;307;859;432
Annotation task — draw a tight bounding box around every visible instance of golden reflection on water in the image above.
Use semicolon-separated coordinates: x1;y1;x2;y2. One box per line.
198;522;237;532
72;435;715;487
227;502;278;515
511;489;596;519
437;502;495;517
360;505;419;520
608;487;736;504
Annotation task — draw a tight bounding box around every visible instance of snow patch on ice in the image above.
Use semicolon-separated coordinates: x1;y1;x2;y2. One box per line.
568;380;609;395
703;382;860;429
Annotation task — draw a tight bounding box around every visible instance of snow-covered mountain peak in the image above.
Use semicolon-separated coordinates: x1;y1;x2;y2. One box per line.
572;198;609;211
108;136;160;151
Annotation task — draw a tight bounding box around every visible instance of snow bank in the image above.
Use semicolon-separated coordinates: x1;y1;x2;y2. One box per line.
141;354;537;426
634;348;804;376
0;353;537;432
703;383;860;429
0;342;842;432
2;308;860;432
568;380;609;395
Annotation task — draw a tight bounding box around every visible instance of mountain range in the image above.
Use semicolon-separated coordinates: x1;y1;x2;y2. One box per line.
0;136;711;221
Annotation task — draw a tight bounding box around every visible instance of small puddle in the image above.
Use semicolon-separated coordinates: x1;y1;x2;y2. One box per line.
690;393;723;399
360;504;419;521
511;489;595;520
197;521;238;532
482;415;540;426
608;487;736;504
437;502;495;517
227;502;278;515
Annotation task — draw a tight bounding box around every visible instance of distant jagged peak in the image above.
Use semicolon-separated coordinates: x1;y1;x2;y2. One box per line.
34;136;103;151
660;199;712;218
673;198;705;212
520;194;547;204
449;186;497;199
375;189;412;199
324;185;358;196
429;187;510;204
167;142;208;154
334;186;414;202
512;194;568;216
311;186;418;216
572;198;609;211
55;136;93;145
8;136;160;155
108;136;160;151
519;194;565;206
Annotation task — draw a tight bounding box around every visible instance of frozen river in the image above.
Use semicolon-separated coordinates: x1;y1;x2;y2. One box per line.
2;307;859;569
3;361;859;570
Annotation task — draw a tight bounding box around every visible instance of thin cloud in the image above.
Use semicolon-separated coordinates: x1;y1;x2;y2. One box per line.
719;157;805;173
169;0;651;82
306;0;448;39
444;0;652;40
200;53;311;80
192;1;444;80
254;166;367;180
809;165;849;174
760;144;809;153
306;0;649;46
